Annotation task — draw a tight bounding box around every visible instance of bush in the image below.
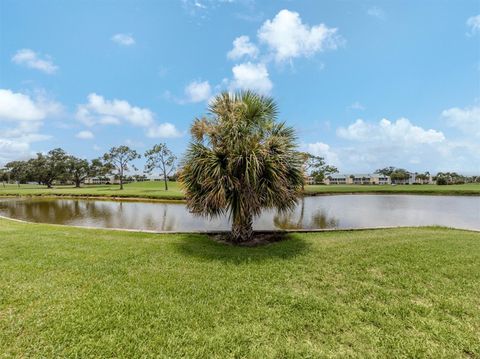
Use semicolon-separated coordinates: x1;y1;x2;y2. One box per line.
436;177;448;185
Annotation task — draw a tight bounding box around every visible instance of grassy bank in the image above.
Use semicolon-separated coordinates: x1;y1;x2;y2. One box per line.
305;183;480;196
0;181;184;200
1;181;479;200
1;219;479;357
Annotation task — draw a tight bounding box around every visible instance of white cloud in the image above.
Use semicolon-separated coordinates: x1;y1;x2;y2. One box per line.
321;117;479;172
0;133;52;165
76;93;155;127
0;89;47;121
111;33;136;46
304;142;340;166
367;6;386;20
147;123;183;138
442;105;480;137
0;89;58;164
76;93;181;139
12;49;58;74
75;93;182;139
0;139;30;164
184;81;212;103
257;9;341;62
227;35;259;60
194;1;206;9
0;89;60;142
76;130;94;140
230;62;273;94
466;15;480;36
337;118;445;145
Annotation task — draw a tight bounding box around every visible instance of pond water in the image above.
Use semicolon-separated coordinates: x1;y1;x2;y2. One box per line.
0;195;478;231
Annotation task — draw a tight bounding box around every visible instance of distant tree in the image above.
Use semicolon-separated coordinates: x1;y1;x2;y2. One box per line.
144;143;177;191
375;166;397;177
66;156;104;188
0;167;7;187
416;172;430;184
434;172;465;185
390;168;410;184
103;146;140;190
5;161;29;186
299;152;338;186
27;149;69;188
133;174;148;182
436;177;448;185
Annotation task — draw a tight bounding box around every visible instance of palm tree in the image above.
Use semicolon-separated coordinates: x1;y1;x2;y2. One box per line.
179;91;304;243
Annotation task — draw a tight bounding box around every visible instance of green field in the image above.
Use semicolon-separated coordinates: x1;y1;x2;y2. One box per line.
0;181;184;200
306;183;480;196
1;181;479;200
1;218;479;357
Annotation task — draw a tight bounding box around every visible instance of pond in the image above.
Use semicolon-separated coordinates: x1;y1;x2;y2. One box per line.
0;195;479;232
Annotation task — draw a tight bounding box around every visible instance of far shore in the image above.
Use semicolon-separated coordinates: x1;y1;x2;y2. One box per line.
1;182;479;202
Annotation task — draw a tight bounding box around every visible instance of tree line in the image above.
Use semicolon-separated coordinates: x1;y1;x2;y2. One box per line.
0;147;337;191
0;143;177;191
375;166;479;185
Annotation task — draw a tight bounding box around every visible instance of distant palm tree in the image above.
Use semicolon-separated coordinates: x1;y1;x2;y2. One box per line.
179;91;304;243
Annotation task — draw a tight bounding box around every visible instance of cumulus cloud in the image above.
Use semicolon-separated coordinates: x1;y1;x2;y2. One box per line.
337;118;445;145
320;117;480;172
442;105;480;137
466;15;480;36
0;89;61;125
12;49;58;74
111;33;135;46
304;142;340;166
146;123;183;138
75;93;182;139
76;130;94;140
184;81;212;103
257;9;341;62
0;89;59;164
230;62;273;94
227;36;259;60
76;93;155;127
0;89;47;122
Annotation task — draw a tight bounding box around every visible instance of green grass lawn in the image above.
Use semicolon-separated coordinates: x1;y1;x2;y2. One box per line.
1;181;479;200
305;183;480;196
0;181;184;200
1;219;479;357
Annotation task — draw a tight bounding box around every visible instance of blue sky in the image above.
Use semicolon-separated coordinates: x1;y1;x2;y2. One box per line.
1;0;479;174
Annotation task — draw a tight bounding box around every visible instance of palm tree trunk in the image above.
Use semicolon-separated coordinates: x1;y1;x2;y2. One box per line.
231;213;253;243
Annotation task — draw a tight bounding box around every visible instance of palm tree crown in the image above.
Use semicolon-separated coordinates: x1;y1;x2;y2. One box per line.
179;91;304;242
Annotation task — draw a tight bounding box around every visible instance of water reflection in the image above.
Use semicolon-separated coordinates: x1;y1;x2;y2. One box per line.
0;195;478;231
273;198;339;229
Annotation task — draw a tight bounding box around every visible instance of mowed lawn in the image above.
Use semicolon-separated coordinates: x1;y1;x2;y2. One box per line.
0;181;184;200
305;183;480;196
1;181;479;200
1;219;479;358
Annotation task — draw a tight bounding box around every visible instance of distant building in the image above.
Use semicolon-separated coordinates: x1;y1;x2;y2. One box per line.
391;172;434;185
324;174;391;185
325;174;349;185
84;175;166;185
84;176;113;185
305;176;316;185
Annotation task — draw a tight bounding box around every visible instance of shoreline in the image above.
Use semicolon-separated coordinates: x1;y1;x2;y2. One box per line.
1;214;479;234
1;188;479;203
